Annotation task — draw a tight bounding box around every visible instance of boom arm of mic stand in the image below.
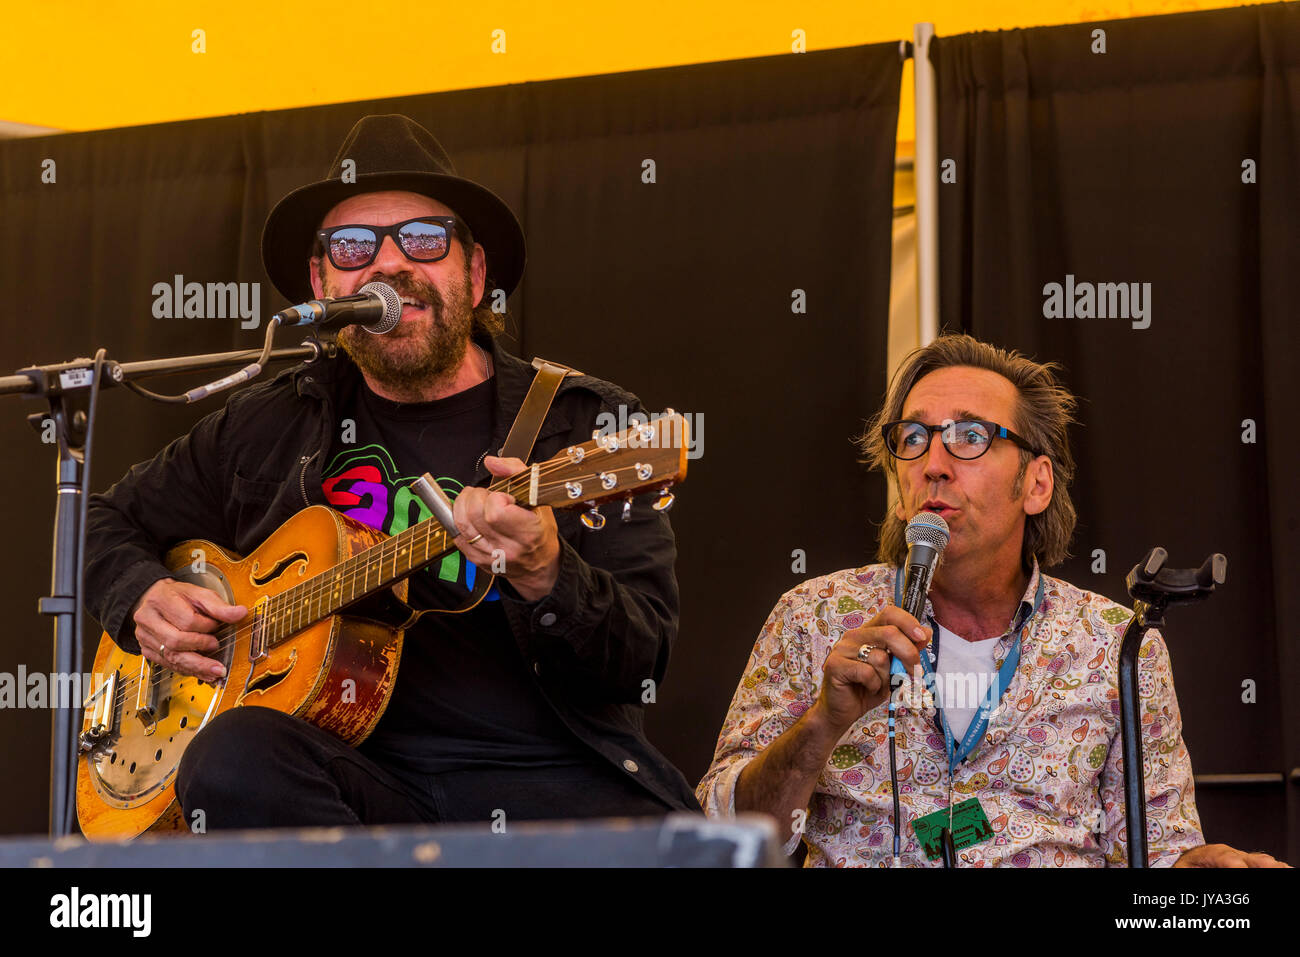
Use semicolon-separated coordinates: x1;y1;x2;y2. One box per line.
2;339;335;402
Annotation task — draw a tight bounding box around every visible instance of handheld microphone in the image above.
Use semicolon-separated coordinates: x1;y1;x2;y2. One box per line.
901;511;951;621
891;511;951;678
885;510;951;867
272;281;403;334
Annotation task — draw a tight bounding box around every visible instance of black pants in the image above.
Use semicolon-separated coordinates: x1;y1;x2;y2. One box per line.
174;706;673;830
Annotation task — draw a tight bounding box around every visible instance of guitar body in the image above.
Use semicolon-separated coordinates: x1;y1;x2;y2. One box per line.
76;505;410;841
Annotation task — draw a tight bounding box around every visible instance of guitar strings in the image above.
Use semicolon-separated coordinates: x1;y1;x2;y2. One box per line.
267;452;663;629
106;457;672;712
109;456;647;704
103;453;672;709
272;448;666;638
261;454;646;642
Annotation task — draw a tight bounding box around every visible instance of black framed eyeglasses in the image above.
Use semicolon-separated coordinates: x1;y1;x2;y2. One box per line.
315;216;460;271
881;419;1044;461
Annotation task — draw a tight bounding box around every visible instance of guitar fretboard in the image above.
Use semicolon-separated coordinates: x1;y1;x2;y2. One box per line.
258;471;531;646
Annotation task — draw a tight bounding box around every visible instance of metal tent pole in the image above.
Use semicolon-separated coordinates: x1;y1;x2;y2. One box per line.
913;22;940;346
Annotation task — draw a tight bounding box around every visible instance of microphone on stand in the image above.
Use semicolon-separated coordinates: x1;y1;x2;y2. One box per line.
272;281;403;334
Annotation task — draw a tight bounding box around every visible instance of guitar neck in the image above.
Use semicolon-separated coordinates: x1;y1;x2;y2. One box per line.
265;472;532;643
260;411;688;645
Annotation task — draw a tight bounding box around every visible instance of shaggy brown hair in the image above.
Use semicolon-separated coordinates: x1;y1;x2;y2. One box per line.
857;334;1079;568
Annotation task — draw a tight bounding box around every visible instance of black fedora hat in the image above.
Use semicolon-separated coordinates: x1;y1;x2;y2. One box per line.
261;114;525;304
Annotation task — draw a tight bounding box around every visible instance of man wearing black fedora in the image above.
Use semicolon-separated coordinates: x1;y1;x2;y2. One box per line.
84;113;702;828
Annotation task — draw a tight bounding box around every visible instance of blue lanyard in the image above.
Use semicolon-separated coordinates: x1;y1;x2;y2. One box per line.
893;569;1045;773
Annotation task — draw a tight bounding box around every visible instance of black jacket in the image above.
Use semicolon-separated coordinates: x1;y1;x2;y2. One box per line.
83;333;702;812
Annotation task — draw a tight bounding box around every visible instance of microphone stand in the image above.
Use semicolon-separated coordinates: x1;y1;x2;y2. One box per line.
0;330;334;838
1118;547;1225;867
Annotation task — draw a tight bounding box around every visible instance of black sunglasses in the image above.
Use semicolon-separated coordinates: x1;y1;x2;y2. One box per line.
881;419;1044;461
315;216;462;271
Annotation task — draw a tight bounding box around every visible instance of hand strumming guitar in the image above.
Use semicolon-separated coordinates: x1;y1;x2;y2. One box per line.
130;578;246;682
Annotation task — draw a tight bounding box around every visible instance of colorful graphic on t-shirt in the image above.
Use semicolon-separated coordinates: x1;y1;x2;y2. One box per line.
321;443;499;602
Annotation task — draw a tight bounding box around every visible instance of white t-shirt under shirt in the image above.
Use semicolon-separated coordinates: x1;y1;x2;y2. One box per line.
933;623;1002;740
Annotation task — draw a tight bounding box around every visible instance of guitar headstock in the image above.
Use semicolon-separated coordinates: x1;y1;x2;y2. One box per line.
513;411;689;525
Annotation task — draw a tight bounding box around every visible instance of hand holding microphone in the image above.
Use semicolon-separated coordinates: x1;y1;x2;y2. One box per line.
891;511;950;679
811;608;931;736
808;512;949;737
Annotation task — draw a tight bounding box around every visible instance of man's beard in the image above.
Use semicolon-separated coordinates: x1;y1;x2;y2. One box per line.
328;266;475;398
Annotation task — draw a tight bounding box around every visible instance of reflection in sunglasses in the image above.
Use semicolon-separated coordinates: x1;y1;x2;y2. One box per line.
319;217;457;270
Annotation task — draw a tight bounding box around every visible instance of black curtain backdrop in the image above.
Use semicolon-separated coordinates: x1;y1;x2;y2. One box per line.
0;45;902;835
933;3;1300;861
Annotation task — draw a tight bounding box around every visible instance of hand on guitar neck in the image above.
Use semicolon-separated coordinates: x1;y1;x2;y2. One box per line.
450;454;562;602
130;579;247;683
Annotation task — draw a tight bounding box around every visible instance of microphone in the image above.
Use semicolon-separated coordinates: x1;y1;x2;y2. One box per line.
890;511;951;680
272;281;403;334
885;510;951;868
901;511;951;622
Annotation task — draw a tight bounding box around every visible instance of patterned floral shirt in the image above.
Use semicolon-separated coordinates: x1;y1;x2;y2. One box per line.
696;561;1205;867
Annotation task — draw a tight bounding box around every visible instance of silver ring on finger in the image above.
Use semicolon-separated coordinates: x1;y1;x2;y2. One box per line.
856;642;881;664
159;643;166;657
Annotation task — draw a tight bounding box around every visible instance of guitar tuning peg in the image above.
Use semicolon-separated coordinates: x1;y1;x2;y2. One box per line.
652;487;675;512
621;497;633;522
581;503;606;531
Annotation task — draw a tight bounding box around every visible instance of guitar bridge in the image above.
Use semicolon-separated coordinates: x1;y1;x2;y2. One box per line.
134;658;167;733
79;669;121;752
249;595;270;661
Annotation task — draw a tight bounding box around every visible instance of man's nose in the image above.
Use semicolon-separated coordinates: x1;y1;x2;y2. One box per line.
371;233;408;272
921;434;956;480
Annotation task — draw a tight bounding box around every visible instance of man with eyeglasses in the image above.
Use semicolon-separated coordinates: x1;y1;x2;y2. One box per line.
84;114;702;830
697;334;1286;867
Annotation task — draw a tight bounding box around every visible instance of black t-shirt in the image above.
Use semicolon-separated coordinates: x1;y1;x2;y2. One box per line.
319;372;593;775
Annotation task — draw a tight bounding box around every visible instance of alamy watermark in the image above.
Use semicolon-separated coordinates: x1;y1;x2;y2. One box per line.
593;406;704;460
891;666;998;712
49;887;151;937
152;274;261;329
0;667;104;709
1042;274;1151;329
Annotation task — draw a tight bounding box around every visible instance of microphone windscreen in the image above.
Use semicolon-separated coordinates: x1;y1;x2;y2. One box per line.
360;281;402;334
905;511;950;551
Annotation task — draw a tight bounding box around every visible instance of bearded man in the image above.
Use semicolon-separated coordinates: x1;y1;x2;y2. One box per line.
84;114;700;830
